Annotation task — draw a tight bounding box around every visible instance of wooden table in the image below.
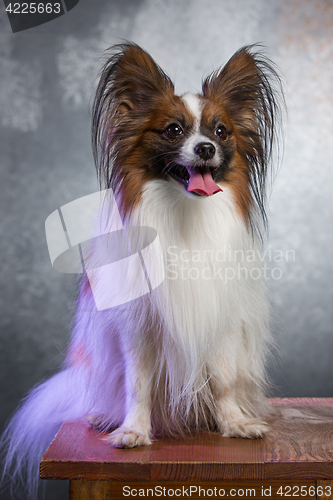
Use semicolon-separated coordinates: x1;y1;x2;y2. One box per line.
40;398;333;499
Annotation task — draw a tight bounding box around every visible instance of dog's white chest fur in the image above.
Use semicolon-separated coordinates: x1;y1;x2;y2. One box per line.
135;180;265;344
109;179;271;439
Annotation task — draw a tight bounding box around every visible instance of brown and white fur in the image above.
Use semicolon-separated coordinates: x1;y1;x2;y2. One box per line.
1;43;283;498
88;42;282;446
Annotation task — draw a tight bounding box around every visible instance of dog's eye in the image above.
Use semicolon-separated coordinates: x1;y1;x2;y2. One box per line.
164;124;183;138
215;125;227;140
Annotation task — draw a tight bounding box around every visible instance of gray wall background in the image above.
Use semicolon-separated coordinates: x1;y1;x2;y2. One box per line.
1;0;332;498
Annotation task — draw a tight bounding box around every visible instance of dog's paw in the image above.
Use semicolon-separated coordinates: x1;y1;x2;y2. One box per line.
103;426;151;448
85;413;105;428
222;418;269;439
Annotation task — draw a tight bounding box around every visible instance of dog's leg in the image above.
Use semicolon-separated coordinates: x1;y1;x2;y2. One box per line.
215;388;268;439
211;354;268;439
104;345;153;448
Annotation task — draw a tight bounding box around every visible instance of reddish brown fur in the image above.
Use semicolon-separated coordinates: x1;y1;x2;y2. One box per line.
200;98;252;220
93;43;282;234
224;153;252;220
117;94;197;215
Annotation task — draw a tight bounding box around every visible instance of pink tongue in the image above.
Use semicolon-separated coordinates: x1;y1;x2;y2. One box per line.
187;167;222;196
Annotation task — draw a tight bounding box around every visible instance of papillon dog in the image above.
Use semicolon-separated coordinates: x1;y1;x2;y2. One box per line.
1;43;283;498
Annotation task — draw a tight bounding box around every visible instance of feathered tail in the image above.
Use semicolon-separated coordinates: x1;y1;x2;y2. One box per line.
1;277;126;500
1;368;91;499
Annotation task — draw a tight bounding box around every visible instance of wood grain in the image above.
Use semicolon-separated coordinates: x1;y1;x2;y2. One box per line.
69;480;107;500
40;399;333;482
263;399;333;479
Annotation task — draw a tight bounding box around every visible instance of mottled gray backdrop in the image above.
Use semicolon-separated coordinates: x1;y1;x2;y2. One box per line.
1;0;333;498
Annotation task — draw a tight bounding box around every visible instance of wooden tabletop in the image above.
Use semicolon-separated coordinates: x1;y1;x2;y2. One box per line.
40;398;333;482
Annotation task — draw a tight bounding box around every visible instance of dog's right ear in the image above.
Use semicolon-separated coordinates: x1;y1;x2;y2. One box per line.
94;43;174;117
92;43;174;189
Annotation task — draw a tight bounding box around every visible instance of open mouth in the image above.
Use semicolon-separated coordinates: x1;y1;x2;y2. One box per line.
167;163;190;187
166;161;222;197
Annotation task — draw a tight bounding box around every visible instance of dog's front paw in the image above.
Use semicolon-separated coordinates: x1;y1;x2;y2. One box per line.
103;426;151;448
222;418;269;439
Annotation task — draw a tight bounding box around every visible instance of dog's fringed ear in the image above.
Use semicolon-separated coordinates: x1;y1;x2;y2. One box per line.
109;44;174;113
92;43;174;188
203;45;283;231
99;43;174;109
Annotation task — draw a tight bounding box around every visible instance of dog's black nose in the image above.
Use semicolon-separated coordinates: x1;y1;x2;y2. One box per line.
194;142;216;160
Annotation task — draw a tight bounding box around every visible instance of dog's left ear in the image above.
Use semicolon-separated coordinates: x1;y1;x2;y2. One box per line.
203;45;283;229
202;45;281;149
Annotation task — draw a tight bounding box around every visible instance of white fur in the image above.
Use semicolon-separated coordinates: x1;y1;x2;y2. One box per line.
102;180;271;445
179;93;221;168
1;44;280;498
0;166;271;500
181;92;202;127
179;132;221;169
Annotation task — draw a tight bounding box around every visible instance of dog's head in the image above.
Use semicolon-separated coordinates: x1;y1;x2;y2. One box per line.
92;43;282;230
